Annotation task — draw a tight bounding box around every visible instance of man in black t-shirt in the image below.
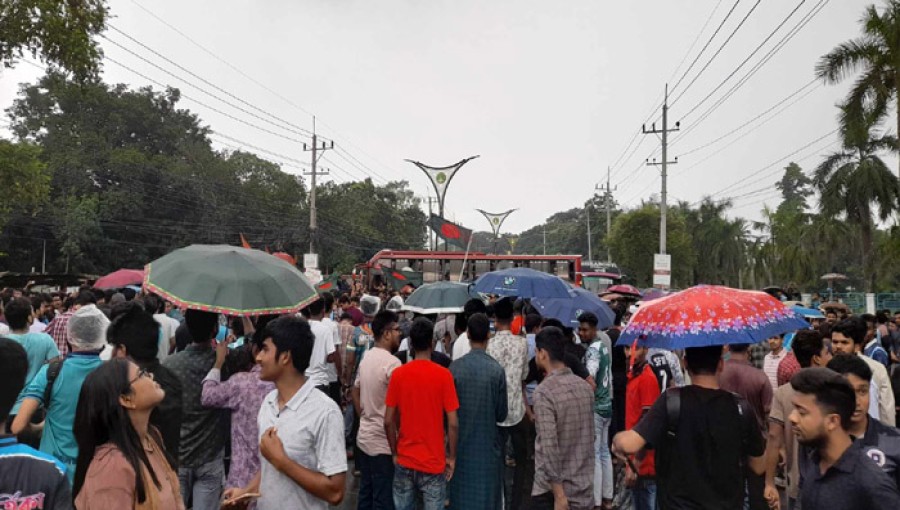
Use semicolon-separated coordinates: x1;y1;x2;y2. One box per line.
613;345;765;509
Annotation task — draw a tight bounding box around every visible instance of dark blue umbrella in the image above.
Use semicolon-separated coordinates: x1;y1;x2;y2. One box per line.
472;267;570;299
791;304;825;319
532;287;615;328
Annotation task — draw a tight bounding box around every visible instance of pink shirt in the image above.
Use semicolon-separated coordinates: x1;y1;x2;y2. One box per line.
354;346;401;456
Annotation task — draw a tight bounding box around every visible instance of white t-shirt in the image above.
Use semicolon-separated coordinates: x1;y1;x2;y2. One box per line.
452;332;471;360
0;322;9;335
763;349;787;391
306;319;337;387
153;313;180;362
29;321;47;334
321;317;342;383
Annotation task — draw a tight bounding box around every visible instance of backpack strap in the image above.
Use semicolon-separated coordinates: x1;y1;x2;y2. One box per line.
666;387;681;438
43;358;65;410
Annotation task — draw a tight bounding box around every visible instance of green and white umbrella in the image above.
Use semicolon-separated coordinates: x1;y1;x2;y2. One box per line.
144;244;318;316
401;281;475;314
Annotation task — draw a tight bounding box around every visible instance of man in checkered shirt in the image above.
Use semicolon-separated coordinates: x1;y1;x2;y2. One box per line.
44;291;97;356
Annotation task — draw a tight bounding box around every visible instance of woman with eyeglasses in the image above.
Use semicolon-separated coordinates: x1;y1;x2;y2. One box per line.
72;358;184;509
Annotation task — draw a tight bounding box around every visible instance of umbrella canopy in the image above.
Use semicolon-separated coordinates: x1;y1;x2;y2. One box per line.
472;268;570;299
820;301;850;312
792;305;825;319
617;285;809;349
532;287;615;328
401;281;474;314
94;269;145;289
606;284;643;299
640;288;670;302
144;244;318;316
821;273;848;281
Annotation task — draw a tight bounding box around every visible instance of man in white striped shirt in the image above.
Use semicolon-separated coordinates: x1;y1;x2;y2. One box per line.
763;334;787;391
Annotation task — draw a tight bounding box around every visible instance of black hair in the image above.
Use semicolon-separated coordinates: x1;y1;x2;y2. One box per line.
463;298;488;317
75;290;96;307
684;345;724;375
121;288;137;301
185;309;219;344
827;354;873;382
263;315;315;373
493;297;514;322
792;329;825;369
307;295;326;316
174;322;192;352
339;312;353;322
230;316;245;338
338;294;350;305
30;295;43;314
832;317;867;345
728;343;750;353
577;311;599;328
0;338;28;422
4;297;33;330
107;301;161;362
73;359;167;503
372;310;399;340
454;312;468;336
142;294;162;314
541;318;565;330
223;344;256;376
467;313;490;343
790;367;856;430
525;313;542;334
250;314;280;351
409;317;434;352
322;292;335;311
535;326;566;362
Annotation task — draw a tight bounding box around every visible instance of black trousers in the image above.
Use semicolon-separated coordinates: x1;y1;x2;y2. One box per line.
528;492;554;510
316;382;342;407
500;419;530;510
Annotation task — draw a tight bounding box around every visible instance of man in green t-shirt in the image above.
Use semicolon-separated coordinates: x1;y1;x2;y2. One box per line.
580;312;613;509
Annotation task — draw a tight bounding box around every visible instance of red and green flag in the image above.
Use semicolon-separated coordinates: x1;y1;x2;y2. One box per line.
427;214;473;250
316;274;341;291
380;267;424;291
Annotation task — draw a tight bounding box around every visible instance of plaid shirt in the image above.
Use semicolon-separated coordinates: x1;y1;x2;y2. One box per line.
748;340;770;370
45;311;74;356
533;367;595;509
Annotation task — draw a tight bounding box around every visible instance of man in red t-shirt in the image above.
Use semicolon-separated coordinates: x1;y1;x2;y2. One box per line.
625;342;663;510
385;317;459;510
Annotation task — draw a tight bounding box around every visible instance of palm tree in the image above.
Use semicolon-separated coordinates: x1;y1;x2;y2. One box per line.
814;105;900;292
816;1;900;177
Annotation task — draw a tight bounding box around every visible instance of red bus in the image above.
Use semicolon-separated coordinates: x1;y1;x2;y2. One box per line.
355;250;583;288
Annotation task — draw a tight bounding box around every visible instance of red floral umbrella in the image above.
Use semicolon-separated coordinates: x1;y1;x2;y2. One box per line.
618;285;808;349
94;269;145;289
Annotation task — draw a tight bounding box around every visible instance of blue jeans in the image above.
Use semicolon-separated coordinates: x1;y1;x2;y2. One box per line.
593;414;613;504
393;464;445;510
632;479;657;510
358;451;395;510
178;455;224;510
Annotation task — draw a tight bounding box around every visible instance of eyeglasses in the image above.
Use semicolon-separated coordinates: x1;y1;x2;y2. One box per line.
129;367;152;385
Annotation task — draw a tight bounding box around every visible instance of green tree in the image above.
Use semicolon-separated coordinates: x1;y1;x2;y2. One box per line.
0;140;49;232
0;0;108;80
815;0;900;176
607;204;695;288
775;162;813;214
813;105;899;292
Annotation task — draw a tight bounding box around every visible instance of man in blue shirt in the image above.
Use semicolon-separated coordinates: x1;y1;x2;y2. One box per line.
0;337;72;510
790;368;900;509
3;297;59;415
11;304;109;483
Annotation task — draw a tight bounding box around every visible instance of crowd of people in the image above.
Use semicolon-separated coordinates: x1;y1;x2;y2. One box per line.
3;283;900;510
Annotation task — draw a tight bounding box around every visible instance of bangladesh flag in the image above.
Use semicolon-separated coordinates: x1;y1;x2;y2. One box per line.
381;267;424;291
316;274;340;292
427;214;473;250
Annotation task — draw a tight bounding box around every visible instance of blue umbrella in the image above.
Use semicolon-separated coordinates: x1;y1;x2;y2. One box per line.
472;267;570;299
532;287;615;328
791;305;825;319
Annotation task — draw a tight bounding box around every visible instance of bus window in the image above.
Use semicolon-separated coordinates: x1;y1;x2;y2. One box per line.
394;259;409;270
474;260;490;280
555;261;570;281
423;259;441;283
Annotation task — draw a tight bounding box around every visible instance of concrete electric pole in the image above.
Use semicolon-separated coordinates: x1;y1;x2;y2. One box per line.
596;166;617;263
303;116;333;255
642;85;679;255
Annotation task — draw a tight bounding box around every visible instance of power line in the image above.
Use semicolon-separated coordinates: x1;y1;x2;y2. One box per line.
670;0;742;94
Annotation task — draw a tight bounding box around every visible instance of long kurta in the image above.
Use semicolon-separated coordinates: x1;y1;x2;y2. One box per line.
448;348;508;510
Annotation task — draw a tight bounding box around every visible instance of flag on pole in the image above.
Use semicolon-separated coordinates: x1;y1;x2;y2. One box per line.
239;233;251;249
316;274;341;291
380;267;424;291
427;214;473;250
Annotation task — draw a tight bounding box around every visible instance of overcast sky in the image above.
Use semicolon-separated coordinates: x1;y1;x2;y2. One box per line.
0;0;878;235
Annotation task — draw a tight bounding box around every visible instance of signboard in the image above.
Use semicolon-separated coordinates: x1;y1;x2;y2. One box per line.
304;267;323;284
653;253;672;288
303;253;319;270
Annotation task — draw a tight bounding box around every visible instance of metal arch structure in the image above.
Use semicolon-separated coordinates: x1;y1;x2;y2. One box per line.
476;208;517;238
405;156;480;217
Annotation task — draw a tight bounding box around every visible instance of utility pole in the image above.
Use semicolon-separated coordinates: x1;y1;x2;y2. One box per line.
586;206;592;264
642;85;680;255
542;225;547;255
596;166;617;264
303;116;333;255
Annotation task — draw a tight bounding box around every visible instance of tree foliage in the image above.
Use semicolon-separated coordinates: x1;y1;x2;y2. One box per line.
0;0;108;80
0;139;49;233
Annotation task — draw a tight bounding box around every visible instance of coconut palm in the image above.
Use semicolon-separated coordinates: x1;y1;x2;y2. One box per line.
813;105;900;292
815;1;900;176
